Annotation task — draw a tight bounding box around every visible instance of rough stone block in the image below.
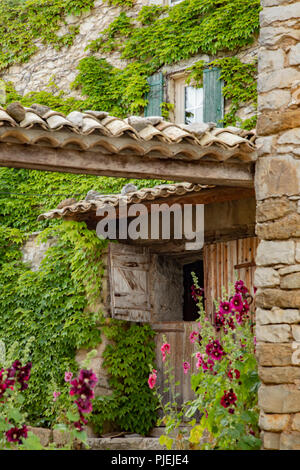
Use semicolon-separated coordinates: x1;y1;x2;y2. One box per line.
256;197;294;222
258;48;285;73
261;431;280;449
296;243;300;263
279;265;300;276
256;343;292;366
257;109;300;136
281;272;300;289
255;288;300;309
292;413;300;431
292;325;300;342
256;240;295;266
259;412;289;432
290;44;300;68
257;213;300;240
258;68;300;93
254;267;280;287
255;156;300;200
256;324;291;343
259;366;300;384
258;384;300;413
280;431;300;450
256;306;300;325
260;3;300;27
258;89;291;112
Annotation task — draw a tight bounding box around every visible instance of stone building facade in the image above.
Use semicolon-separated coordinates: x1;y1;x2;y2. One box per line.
256;0;300;450
0;0;257;126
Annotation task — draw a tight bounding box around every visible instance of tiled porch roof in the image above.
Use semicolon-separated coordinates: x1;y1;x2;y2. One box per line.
0;103;256;163
38;182;214;221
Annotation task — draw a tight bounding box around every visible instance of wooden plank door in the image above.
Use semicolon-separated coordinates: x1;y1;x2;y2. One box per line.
151;321;199;409
109;243;151;322
203;236;259;318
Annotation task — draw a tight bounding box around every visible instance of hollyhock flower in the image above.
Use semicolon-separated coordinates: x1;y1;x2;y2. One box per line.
190;331;198;344
148;373;157;389
228;369;240;380
230;293;244;313
53;391;61;402
6;425;28;444
219;301;231;315
214;312;225;331
220;389;237;409
161;343;170;361
183;361;190;374
226;316;236;330
206;340;225;361
64;371;73;383
191;285;204;302
235;280;248;295
78;369;98;388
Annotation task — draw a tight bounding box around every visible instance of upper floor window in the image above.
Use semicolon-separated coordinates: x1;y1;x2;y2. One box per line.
144;67;224;127
184;86;204;125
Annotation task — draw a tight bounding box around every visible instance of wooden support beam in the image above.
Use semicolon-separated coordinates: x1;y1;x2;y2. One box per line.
0;142;254;188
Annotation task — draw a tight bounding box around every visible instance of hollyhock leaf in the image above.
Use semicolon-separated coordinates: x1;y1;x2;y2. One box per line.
8;407;23;422
20;432;43;450
66;410;80;422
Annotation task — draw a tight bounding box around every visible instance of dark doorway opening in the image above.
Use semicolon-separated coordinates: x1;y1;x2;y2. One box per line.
183;260;204;321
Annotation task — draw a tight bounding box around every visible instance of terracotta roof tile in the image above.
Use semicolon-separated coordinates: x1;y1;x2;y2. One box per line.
0;103;257;163
38;182;215;221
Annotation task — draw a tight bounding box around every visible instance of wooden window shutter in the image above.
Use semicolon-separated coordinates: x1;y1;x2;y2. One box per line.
203;67;224;127
144;72;164;117
109;243;151;322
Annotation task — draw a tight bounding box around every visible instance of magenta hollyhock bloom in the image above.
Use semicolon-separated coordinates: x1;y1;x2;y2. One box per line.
219;301;231;315
183;361;191;374
206;340;225;361
230;293;244;313
78;369;98;388
64;371;73;383
226;316;236;330
234;280;249;295
148;373;157;389
214;312;225;331
6;425;28;444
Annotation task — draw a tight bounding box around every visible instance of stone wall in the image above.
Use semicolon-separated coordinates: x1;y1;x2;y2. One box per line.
0;0;257;125
256;0;300;450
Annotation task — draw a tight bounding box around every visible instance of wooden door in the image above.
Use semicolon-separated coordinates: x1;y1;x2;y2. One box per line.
109;243;151;322
151;321;199;408
203;236;259;318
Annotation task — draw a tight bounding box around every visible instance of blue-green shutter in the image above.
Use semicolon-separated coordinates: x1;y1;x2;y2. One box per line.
144;72;164;117
203;67;224;127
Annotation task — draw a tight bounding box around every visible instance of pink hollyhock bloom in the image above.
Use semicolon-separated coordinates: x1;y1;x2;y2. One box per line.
64;371;73;383
189;331;199;344
183;361;190;374
160;343;170;361
148;373;157;389
53;391;61;402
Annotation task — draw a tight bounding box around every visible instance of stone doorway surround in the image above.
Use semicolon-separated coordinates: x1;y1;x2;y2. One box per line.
256;0;300;450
